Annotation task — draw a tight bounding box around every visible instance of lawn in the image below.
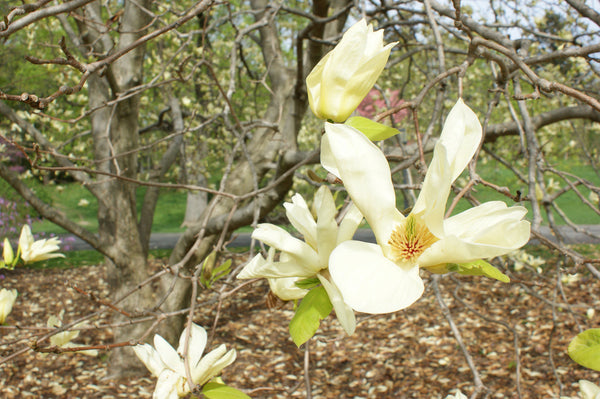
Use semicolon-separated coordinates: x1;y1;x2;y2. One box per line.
446;162;600;225
23;159;600;238
31;185;188;235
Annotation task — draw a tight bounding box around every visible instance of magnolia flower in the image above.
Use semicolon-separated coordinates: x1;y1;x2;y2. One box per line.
47;311;98;356
306;19;397;123
2;238;14;267
238;186;363;334
321;99;530;314
445;390;468;399
18;225;64;263
0;288;17;324
579;380;600;399
133;323;236;399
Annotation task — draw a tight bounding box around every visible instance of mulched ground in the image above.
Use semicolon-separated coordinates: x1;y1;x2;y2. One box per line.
1;247;599;399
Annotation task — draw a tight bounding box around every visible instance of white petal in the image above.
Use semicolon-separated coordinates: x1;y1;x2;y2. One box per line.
320;130;340;178
154;334;184;375
413;99;482;236
237;252;320;279
177;323;207;370
284;193;317;249
191;345;237;387
418;201;530;268
18;225;34;253
444;201;530;246
317;272;356;335
336;203;363;245
252;224;321;269
133;343;167;377
329;241;424;314
438;99;483;182
419;221;529;269
153;369;182;399
306;52;331;120
268;277;308;301
321;123;403;247
314;186;338;265
580;380;600;399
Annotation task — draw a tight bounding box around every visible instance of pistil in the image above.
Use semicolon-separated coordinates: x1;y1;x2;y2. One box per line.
388;215;438;262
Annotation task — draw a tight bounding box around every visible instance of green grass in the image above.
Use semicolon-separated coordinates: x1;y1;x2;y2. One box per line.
32;185;187;235
26;248;173;269
446;162;600;225
25;158;600;239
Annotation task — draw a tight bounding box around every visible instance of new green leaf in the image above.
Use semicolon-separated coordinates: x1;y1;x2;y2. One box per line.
289;286;332;347
346;116;400;141
295;277;320;289
203;382;251;399
449;259;510;283
568;328;600;371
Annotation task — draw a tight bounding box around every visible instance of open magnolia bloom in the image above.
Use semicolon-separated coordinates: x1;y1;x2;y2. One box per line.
238;186;363;335
306;18;397;123
578;380;600;399
18;225;64;263
321;99;530;314
133;323;236;399
47;311;98;356
0;288;17;324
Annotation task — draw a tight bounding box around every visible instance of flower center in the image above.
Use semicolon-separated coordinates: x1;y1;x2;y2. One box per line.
388;215;438;262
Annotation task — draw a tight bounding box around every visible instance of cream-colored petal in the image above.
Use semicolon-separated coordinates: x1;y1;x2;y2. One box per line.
19;225;34;249
154;369;182;399
314;186;338;265
329;241;424;314
322;123;404;248
323;46;396;122
444;201;530;246
268;277;308;301
237;252;269;279
320;131;340;178
252;224;320;268
133;343;167;377
306;52;331;120
336;203;363;245
191;345;237;387
284;193;317;249
437;99;483;182
417;201;532;268
177;323;207;370
579;380;600;399
419;219;529;269
0;289;17;324
237;252;320;279
317;272;356;335
154;334;184;375
3;238;13;264
413;99;482;236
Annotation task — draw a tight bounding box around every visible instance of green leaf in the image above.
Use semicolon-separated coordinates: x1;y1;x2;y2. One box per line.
200;253;231;289
449;259;510;283
294;277;320;289
202;382;251;399
345;116;400;141
568;328;600;371
289;286;333;347
212;259;232;280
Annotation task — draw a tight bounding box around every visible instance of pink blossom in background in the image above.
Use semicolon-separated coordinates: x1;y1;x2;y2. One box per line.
356;89;408;124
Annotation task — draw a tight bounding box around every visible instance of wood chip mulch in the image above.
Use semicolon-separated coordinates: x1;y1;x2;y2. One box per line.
1;250;599;399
